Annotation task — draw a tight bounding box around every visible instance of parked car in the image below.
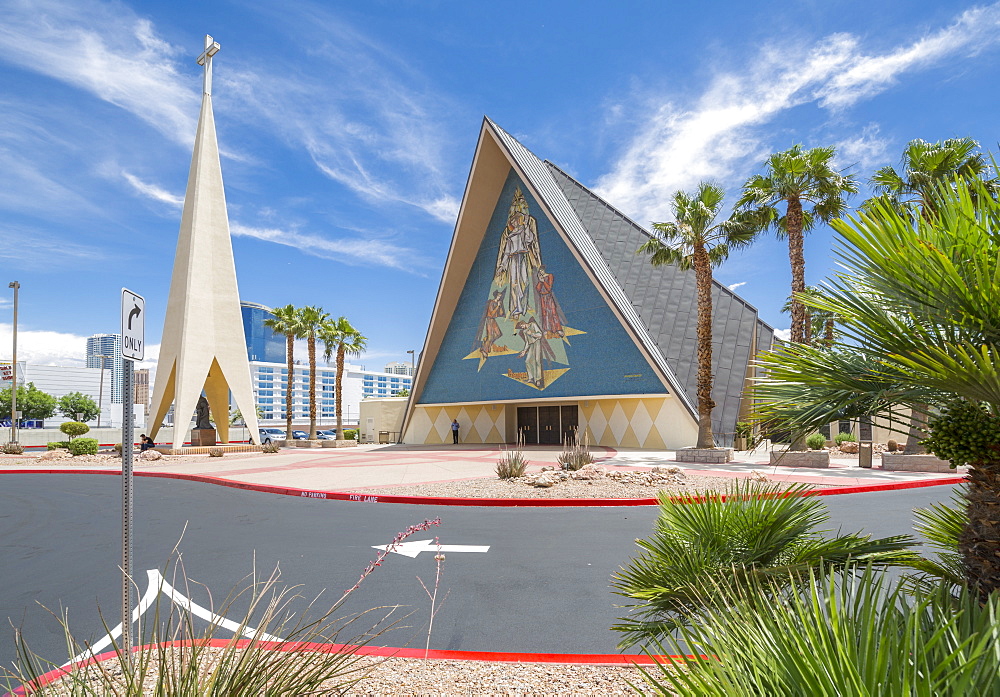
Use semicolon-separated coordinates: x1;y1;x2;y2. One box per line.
315;429;337;440
291;430;309;440
258;428;286;445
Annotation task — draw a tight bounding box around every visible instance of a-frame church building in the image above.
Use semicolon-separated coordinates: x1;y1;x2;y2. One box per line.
400;118;774;449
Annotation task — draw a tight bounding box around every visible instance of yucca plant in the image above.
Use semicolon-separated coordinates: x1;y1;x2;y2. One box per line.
496;432;528;479
611;481;917;648
636;565;1000;696
557;428;593;471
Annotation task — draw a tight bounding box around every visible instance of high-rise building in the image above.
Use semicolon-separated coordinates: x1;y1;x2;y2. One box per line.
384;361;414;376
86;334;123;404
134;368;150;417
241;302;285;364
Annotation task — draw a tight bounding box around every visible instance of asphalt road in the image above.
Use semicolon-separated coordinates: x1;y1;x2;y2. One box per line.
0;473;959;672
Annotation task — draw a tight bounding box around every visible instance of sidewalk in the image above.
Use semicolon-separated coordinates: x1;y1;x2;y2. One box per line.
0;444;964;493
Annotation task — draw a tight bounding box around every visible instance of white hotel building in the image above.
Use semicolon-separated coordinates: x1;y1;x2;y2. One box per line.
250;362;412;426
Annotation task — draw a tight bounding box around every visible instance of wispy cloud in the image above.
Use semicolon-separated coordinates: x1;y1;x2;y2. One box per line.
727;281;747;291
834;123;891;172
595;3;1000;222
0;0;199;146
231;223;424;271
774;328;791;342
224;5;462;223
121;171;184;208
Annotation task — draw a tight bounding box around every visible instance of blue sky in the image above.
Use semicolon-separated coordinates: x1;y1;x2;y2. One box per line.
1;0;998;374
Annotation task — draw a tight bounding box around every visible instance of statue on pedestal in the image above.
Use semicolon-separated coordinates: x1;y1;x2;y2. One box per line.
195;395;212;430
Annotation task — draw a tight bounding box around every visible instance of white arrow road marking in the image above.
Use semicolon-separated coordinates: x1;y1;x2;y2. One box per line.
67;569;283;666
371;539;490;559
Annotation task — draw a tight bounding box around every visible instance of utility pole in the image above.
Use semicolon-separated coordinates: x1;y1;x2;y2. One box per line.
8;281;18;445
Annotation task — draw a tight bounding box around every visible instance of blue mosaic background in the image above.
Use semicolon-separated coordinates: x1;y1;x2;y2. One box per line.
418;169;668;403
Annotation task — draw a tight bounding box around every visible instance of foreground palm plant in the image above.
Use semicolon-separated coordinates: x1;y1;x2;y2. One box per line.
611;481;915;648
752;176;1000;594
636;565;1000;696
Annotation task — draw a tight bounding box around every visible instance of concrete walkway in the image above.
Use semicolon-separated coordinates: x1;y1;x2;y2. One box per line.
0;444;964;493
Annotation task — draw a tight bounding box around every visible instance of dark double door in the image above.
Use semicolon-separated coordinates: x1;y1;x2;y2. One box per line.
517;405;578;445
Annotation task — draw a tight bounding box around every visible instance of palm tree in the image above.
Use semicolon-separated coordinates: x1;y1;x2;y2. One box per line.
320;316;368;441
737;145;858;345
870;138;993;453
781;286;837;349
638;182;756;448
263;304;303;442
297;306;330;440
752;177;1000;595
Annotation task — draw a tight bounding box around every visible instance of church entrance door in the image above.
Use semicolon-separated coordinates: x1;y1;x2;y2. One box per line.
516;405;579;445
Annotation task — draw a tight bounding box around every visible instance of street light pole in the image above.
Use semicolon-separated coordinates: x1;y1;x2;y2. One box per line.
8;281;18;445
97;354;106;428
406;349;415;376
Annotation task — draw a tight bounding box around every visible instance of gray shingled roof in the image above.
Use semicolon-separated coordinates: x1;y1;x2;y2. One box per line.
544;162;774;445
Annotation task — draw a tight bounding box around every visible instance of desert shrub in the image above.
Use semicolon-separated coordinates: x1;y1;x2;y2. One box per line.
496;434;528;479
805;433;826;450
67;438;98;456
208;447;224;458
113;443;122;453
2;442;24;454
261;441;280;454
59;421;90;440
558;429;593;470
887;439;899;452
47;441;70;450
343;429;358;440
834;431;857;445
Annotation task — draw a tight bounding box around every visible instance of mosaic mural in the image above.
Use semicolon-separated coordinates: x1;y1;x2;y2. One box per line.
464;187;585;389
417;169;667;404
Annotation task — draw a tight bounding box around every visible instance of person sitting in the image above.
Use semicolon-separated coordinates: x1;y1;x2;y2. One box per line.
139;434;155;452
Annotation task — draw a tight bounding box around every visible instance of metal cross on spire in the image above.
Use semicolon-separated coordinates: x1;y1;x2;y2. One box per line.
196;34;221;96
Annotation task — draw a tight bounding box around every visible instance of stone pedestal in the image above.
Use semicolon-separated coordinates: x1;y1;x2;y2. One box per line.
881;454;954;473
770;450;830;468
191;428;216;446
294;439;320;448
321;439;358;448
675;447;734;464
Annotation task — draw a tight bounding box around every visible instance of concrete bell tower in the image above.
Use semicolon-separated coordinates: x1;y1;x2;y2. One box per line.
148;35;260;450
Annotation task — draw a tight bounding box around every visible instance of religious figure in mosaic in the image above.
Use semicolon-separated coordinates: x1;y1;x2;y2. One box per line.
534;265;566;338
516;317;554;389
477;289;507;358
494;188;540;317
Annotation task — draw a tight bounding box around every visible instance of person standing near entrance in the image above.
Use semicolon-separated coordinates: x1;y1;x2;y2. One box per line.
451;419;460;444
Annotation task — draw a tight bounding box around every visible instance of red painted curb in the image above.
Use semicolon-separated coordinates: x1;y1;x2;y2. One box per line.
4;639;680;695
0;469;966;507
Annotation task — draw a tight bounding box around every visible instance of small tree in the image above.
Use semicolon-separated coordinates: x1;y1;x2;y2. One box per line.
394;388;410;397
60;421;90;441
58;392;100;422
0;382;57;421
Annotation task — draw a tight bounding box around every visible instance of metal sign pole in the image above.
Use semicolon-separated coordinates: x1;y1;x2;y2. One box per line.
121;358;134;663
119;287;143;667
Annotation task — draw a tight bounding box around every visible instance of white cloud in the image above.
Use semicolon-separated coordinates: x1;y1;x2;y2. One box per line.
0;0;199;146
727;281;747;291
595;4;1000;222
834;123;891;172
121;171;184;208
0;324;88;366
230;222;423;271
774;328;791;342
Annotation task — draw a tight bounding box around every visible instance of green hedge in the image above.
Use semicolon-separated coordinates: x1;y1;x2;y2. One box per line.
68;438;99;456
343;429;357;440
47;441;70;450
834;432;857;445
806;433;827;450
